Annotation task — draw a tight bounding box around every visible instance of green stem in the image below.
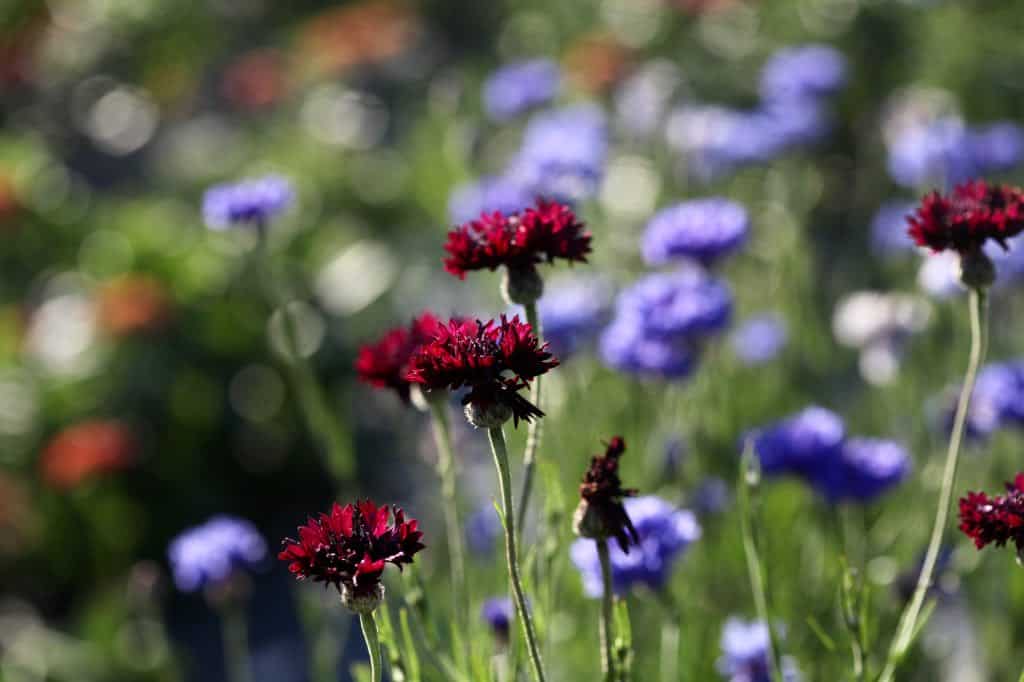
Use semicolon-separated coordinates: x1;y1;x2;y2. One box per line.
220;603;252;682
879;287;988;682
738;444;785;682
517;301;544;531
596;539;616;681
487;426;547;682
427;402;468;662
656;592;681;682
360;611;383;682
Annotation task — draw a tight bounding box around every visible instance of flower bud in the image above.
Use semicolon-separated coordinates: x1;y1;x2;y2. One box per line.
341;582;385;615
572;499;607;540
464;401;513;429
501;266;545;306
957;248;996;290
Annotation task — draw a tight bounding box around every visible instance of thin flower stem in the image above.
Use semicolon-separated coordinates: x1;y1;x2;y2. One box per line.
738;443;785;682
220;602;252;682
656;591;682;682
517;301;544;531
427;401;468;662
488;426;548;682
879;287;989;682
360;611;383;682
596;539;616;681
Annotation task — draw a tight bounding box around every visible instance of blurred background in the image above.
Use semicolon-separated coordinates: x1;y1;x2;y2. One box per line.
2;0;1024;680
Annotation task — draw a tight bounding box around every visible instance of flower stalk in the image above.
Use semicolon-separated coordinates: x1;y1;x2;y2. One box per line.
219;601;252;682
487;426;547;682
360;611;383;682
879;286;988;681
517;300;544;530
596;538;616;681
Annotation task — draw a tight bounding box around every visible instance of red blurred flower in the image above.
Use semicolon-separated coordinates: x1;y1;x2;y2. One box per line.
959;473;1024;552
278;500;424;598
908;181;1024;254
300;1;419;77
0;173;17;224
40;420;137;490
222;49;288;111
443;199;591;279
564;33;632;95
575;436;638;551
97;275;172;336
355;312;447;403
407;315;558;425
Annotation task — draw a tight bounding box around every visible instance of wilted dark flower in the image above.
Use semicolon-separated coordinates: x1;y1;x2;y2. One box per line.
443;199;591;280
448;176;534;224
279;501;424;610
510;105;608;201
406;316;558;426
202;175;294;230
483;60;561;121
758;44;847;103
642;198;749;266
570;496;700;596
168;516;267;593
573;437;638;551
959;474;1024;554
907;180;1024;254
731;314;787;366
481;597;514;638
40;420;137;490
355;312;448;403
717;617;799;682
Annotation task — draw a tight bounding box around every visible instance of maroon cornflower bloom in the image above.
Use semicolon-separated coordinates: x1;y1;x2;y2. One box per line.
907;180;1024;254
355;312;448;403
278;500;424;609
406;315;558;426
443;199;591;279
574;436;639;551
958;473;1024;553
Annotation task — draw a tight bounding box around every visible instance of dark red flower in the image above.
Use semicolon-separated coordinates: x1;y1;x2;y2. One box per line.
406;315;558;425
443;199;591;279
908;181;1024;253
278;500;424;596
40;420;137;490
355;312;447;403
575;436;638;551
958;473;1024;552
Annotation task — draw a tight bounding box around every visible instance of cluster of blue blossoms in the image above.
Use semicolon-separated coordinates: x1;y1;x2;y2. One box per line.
667;44;846;181
168;515;268;592
717;618;800;682
570;496;701;596
749;407;910;503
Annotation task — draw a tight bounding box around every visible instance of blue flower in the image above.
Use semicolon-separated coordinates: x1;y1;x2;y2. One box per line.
749;406;845;477
692;477;731;515
465;503;501;557
953;360;1024;440
870;201;918;256
481;597;514;637
812;438;910;503
731;314;787;366
510;105;608;201
535;275;613;357
642;198;750;266
447;176;534;224
202;175;294;230
600;319;697;379
483;59;561;121
759;44;847;103
717;618;799;682
168;516;267;592
570;496;701;596
966;122;1024;173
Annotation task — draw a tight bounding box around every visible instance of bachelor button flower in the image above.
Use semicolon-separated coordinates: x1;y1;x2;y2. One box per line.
758;44;846;104
573;437;639;551
406;315;558;427
908;180;1024;255
481;597;514;639
871;201;918;256
599;320;696;379
959;474;1024;555
355;312;448;404
534;275;612;357
749;406;846;477
717;618;799;682
570;496;701;596
482;59;561;122
202;175;294;230
642;198;750;267
811;438;911;503
279;500;424;613
731;314;787;366
967;122;1024;173
448;176;534;224
465;503;501;556
168;516;267;593
945;360;1024;441
509;105;608;201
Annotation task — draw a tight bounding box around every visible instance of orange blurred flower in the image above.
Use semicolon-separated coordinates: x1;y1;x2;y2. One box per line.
0;172;19;224
563;34;632;94
299;1;419;77
40;420;137;490
97;275;171;336
222;49;289;111
0;472;34;555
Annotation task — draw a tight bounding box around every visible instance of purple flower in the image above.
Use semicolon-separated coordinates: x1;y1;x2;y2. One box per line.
870;201;918;256
966;122;1024;172
717;618;799;682
749;406;845;477
949;360;1024;441
600;319;697;379
510;105;608;201
886;117;973;189
693;477;731;515
481;597;514;637
483;59;561;121
615;269;733;340
448;176;535;224
759;44;847;103
642;198;749;266
812;438;911;503
168;516;267;592
731;314;787;366
534;276;613;357
202;175;294;230
465;503;501;556
570;496;701;596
